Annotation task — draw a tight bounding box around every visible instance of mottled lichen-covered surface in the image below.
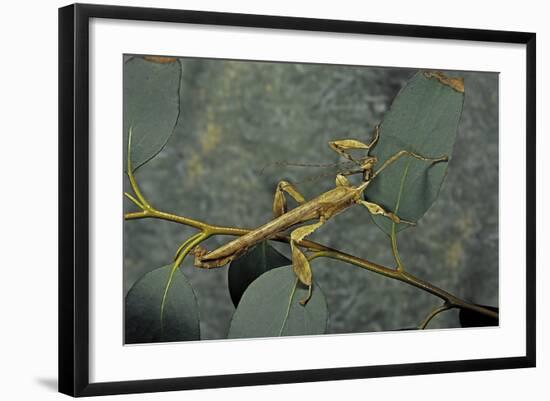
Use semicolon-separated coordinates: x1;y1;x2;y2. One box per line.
123;58;498;340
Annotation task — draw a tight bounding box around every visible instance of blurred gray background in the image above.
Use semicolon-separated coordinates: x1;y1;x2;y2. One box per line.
123;58;498;340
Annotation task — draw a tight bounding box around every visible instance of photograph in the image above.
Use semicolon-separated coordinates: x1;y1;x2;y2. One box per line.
122;56;499;344
54;2;537;397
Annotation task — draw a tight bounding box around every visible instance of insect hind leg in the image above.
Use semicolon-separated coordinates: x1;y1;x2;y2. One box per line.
357;199;416;226
289;216;329;305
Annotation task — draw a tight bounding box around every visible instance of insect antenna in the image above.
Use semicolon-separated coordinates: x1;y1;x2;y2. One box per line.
293;170;342;185
258;160;356;176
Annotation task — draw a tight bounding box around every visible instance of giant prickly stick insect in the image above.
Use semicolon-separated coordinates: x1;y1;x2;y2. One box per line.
193;125;449;304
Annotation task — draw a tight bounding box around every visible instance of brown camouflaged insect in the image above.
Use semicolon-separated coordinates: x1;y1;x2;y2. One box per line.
194;124;449;305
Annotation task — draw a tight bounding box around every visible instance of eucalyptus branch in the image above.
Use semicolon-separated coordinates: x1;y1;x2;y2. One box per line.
124;149;497;320
125;206;498;320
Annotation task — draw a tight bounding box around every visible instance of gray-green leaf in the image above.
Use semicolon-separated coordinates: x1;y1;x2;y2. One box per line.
228;241;291;307
125;264;200;344
124;57;182;171
365;71;464;234
227;266;328;339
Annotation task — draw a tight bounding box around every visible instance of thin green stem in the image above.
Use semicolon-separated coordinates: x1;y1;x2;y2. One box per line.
310;250;401;280
160;232;208;332
418;303;454;329
174;232;209;268
174;232;204;261
390;160;411;272
127;127;151;209
391;223;404;272
124;192;144;209
279;278;299;336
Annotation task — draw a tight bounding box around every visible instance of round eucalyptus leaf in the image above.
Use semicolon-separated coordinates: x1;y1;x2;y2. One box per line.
365;71;465;234
125;264;200;344
124;57;182;171
228;241;291;307
228;266;328;339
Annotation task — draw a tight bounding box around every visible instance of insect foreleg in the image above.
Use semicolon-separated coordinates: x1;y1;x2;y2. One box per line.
373;149;448;178
327;125;380;164
272;180;306;218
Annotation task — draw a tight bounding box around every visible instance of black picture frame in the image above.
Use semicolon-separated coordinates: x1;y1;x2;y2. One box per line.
58;3;536;397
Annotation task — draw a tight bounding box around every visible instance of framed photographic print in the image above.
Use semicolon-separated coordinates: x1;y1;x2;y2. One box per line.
58;3;536;397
